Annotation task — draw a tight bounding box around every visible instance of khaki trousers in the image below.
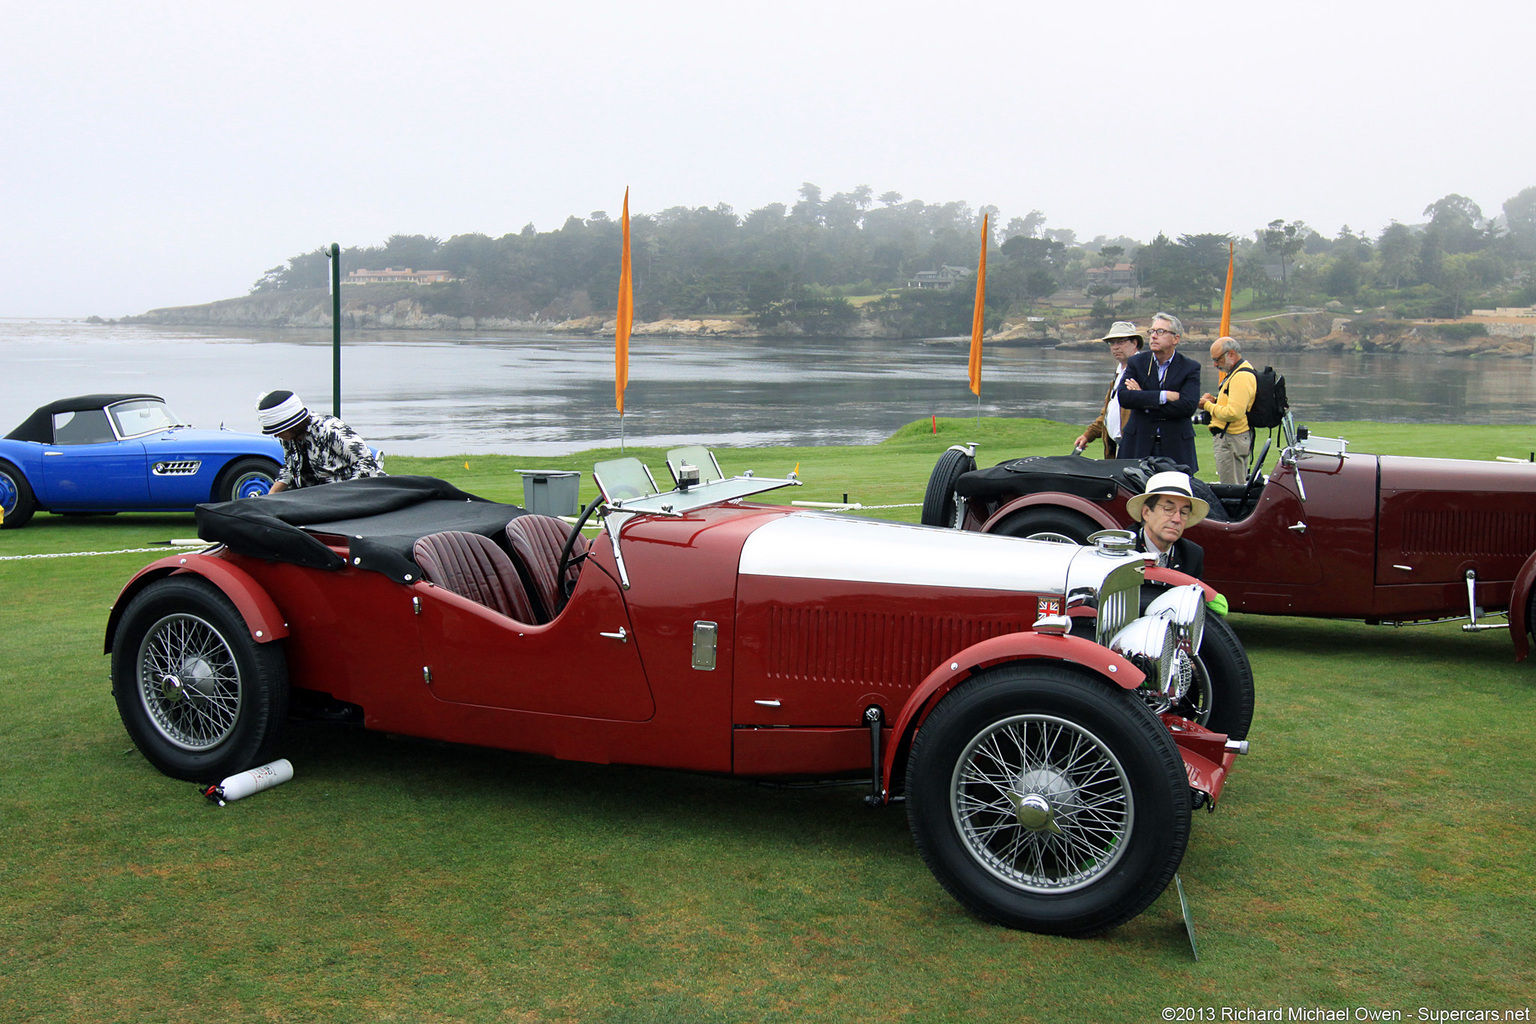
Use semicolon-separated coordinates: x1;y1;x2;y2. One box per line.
1212;429;1253;485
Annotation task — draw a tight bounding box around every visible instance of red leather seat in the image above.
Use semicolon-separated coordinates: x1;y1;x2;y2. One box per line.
411;531;536;623
505;514;587;621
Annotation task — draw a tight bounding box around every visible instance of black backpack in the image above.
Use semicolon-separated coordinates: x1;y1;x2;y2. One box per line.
1233;365;1289;429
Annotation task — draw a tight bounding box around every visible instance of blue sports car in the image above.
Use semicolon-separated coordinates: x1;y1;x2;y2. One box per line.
0;394;284;529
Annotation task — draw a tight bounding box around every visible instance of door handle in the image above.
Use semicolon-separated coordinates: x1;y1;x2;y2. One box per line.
600;627;628;643
1287;521;1307;533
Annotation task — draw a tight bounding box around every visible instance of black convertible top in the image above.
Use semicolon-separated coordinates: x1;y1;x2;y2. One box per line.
195;475;528;583
6;394;162;442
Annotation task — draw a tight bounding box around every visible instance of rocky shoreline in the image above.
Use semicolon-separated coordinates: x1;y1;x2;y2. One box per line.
111;292;1536;358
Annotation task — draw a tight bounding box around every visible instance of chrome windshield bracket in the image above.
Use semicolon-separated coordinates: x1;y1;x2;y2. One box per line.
599;509;634;590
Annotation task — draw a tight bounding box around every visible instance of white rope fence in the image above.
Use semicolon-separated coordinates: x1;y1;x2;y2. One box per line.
792;501;922;511
1;544;204;562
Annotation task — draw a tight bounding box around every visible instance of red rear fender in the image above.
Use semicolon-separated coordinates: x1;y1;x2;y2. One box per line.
979;493;1121;535
105;553;290;653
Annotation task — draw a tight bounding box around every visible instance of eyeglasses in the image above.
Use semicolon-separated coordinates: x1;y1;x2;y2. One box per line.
1148;328;1178;338
1150;500;1192;519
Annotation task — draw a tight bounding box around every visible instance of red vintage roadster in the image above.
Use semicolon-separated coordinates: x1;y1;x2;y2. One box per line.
921;419;1536;656
107;448;1247;936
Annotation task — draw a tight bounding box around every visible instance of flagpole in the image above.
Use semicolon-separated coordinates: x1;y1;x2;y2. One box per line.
616;187;633;452
968;214;988;428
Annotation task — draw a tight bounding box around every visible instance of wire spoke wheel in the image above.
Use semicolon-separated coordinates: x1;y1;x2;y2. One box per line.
112;576;288;781
138;612;243;750
953;714;1132;892
907;664;1189;936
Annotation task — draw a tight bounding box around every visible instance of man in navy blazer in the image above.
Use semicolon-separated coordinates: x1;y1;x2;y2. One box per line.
1115;312;1202;472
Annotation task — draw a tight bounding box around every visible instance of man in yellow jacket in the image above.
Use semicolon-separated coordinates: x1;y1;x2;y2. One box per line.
1199;336;1256;485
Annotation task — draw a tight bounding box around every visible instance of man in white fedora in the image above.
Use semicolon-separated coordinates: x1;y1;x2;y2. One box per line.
1074;321;1143;458
1125;470;1207;577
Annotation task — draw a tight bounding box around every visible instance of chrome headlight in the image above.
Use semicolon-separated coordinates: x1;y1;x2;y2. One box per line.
1144;583;1206;654
1110;616;1175;688
1110;615;1192;713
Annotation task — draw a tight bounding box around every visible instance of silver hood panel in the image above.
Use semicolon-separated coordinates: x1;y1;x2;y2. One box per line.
739;513;1142;594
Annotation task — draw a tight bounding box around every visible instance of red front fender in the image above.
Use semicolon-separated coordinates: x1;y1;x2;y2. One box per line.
1144;564;1217;601
879;631;1144;798
104;552;290;654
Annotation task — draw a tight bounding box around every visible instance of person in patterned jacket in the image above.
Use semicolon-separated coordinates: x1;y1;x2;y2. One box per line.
255;390;385;492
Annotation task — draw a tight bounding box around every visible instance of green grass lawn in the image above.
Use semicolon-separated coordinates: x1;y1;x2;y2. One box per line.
2;419;1534;1022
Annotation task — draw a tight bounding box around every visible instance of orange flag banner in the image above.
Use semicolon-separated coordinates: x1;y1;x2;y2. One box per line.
1219;240;1235;338
968;213;988;396
616;187;633;414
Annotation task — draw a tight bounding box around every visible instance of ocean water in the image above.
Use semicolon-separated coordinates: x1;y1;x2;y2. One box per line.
3;318;1532;456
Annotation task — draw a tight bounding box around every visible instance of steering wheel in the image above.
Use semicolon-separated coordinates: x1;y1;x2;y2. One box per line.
1242;439;1273;500
554;494;605;613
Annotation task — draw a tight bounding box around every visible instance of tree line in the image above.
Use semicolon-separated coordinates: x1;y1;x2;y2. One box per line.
250;183;1536;335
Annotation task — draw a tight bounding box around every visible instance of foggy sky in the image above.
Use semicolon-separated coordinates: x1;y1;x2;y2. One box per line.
3;0;1529;318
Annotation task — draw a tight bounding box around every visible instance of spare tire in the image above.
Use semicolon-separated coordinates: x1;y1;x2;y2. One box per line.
921;447;976;527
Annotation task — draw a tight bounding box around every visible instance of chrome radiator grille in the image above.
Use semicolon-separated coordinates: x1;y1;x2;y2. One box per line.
1095;564;1142;646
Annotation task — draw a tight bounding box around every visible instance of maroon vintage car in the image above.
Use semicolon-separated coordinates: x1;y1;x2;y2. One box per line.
921;419;1536;657
106;448;1247;937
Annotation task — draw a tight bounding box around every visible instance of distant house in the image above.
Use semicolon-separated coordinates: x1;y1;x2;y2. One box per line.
345;267;455;285
1085;263;1136;289
906;265;972;289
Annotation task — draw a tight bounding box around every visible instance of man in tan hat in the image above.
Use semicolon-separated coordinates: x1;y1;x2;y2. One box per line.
1126;470;1207;577
1074;321;1143;458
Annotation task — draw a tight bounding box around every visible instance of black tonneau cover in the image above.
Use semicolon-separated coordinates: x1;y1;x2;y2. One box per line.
955;456;1155;502
955;455;1229;522
195;476;527;582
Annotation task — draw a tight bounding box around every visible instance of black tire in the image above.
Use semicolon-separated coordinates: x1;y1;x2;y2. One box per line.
1526;585;1536;652
920;448;976;527
992;506;1097;544
1186;613;1254;740
0;460;37;529
215;457;280;502
111;576;289;781
906;663;1191;936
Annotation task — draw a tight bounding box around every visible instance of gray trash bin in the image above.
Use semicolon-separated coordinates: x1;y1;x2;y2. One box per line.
517;470;581;517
